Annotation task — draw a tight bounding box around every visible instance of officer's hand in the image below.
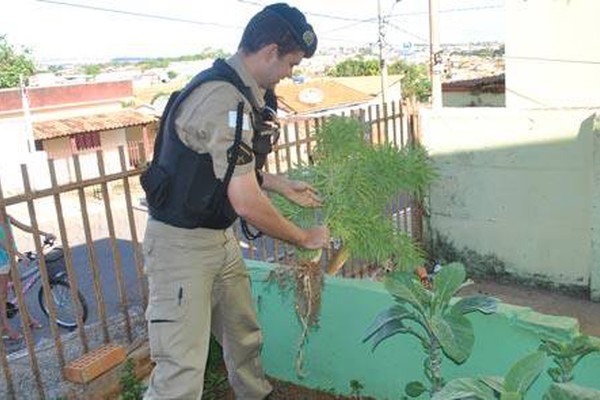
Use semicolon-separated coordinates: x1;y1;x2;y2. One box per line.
284;180;322;208
300;226;330;250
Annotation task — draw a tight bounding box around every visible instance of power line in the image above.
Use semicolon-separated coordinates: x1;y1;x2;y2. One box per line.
505;55;600;65
323;4;503;35
36;0;242;29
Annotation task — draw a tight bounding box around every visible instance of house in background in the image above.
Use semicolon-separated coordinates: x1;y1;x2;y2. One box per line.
0;81;156;192
442;74;505;107
275;78;373;117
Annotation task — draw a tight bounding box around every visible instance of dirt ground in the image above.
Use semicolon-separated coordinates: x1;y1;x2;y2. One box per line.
459;277;600;337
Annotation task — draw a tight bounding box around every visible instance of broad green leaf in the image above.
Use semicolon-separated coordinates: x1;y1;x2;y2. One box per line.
384;271;426;313
368;318;409;352
432;263;466;312
363;305;413;342
543;382;600;400
451;296;499;315
405;381;428;398
431;378;495;400
500;392;523;400
504;351;547;394
480;376;504;394
431;312;474;364
569;335;600;357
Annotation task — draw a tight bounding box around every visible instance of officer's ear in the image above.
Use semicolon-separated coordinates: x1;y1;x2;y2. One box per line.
261;43;279;62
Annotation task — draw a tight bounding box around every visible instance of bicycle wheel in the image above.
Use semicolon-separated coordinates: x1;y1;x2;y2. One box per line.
38;280;89;330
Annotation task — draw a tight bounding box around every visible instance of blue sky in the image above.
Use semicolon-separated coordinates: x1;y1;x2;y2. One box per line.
2;0;505;62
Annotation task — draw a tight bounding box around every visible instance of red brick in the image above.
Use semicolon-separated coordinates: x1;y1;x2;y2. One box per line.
64;344;127;384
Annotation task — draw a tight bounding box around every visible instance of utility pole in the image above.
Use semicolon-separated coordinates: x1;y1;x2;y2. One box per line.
377;0;388;105
19;75;35;153
428;0;442;108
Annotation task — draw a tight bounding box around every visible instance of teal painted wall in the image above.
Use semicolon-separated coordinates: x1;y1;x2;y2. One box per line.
247;261;600;399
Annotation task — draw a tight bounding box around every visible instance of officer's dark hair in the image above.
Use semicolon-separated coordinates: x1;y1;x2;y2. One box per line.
239;3;318;58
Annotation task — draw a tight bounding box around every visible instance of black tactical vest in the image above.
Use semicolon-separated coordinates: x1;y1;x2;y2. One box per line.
140;59;278;230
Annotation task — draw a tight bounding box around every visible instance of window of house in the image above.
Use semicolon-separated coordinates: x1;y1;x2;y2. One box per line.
74;132;101;151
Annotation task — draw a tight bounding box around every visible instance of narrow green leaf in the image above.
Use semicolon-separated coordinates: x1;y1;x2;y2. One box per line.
480;376;505;394
363;305;412;342
543;382;600;400
504;351;547;394
368;319;409;352
431;312;474;364
432;263;466;312
405;381;428;398
431;378;495;400
451;296;499;315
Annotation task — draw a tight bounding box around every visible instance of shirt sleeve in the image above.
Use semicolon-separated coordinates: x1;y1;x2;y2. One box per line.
174;81;255;180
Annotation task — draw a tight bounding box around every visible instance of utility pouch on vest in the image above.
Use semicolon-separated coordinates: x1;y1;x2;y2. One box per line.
141;163;170;209
140;90;180;209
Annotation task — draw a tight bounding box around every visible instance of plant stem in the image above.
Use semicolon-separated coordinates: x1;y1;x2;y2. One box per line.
429;336;444;393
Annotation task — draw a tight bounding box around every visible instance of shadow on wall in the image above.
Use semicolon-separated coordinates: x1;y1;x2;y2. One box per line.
422;109;599;299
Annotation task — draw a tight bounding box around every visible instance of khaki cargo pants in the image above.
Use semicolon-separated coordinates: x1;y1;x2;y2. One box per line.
142;219;272;400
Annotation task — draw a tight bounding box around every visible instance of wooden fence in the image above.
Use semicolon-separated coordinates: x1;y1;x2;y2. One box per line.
0;100;421;398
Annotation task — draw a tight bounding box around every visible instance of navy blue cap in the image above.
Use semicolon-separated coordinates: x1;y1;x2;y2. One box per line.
262;3;318;58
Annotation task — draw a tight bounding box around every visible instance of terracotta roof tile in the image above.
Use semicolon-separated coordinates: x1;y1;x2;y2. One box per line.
276;80;373;114
33;110;156;140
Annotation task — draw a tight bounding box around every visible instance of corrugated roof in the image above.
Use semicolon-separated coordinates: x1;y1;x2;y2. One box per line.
33;109;156;140
276;79;373;114
443;74;505;93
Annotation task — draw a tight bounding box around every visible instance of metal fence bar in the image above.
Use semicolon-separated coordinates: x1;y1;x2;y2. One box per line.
118;147;148;310
17;164;49;399
0;186;18;399
73;155;110;344
96;151;133;343
48;159;88;356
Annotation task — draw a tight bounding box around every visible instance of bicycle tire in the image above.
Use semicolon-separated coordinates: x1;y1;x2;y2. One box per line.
38;280;89;330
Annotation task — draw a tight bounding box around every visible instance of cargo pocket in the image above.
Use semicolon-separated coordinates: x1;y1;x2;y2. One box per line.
146;283;188;361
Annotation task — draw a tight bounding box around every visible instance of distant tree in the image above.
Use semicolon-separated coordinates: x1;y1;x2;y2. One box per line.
388;60;431;102
167;70;178;80
83;64;102;76
0;35;35;88
326;58;380;77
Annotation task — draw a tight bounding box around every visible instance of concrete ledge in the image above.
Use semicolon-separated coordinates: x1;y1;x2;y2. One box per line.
247;260;600;399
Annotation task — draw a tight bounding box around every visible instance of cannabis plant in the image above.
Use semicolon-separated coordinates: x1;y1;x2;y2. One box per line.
271;115;436;376
363;262;499;397
273;115;436;271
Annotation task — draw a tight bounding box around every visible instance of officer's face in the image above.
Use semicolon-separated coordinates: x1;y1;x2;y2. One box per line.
263;48;304;89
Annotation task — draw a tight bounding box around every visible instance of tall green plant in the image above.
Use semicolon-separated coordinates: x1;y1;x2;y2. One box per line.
363;263;499;397
273;115;436;269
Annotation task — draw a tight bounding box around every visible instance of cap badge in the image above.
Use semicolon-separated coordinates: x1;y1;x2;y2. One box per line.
302;30;315;47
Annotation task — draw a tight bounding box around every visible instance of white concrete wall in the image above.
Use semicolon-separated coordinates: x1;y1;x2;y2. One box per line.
506;0;600;108
421;107;600;297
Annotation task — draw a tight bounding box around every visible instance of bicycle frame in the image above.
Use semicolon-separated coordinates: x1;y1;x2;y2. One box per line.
7;259;42;307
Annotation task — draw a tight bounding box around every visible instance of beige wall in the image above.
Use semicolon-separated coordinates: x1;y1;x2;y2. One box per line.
421;107;600;299
506;0;600;108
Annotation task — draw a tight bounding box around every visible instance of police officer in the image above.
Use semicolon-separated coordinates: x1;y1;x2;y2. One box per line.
142;3;329;399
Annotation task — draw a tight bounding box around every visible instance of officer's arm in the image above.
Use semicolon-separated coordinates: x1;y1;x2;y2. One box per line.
259;172;322;208
229;171;311;248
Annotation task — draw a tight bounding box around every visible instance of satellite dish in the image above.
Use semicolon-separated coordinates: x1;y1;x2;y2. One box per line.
298;87;324;105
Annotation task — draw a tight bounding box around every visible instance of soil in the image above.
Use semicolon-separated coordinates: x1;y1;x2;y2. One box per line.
458;277;600;337
207;375;374;400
